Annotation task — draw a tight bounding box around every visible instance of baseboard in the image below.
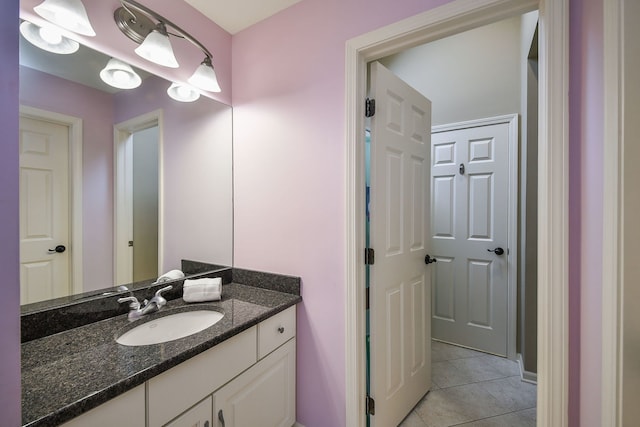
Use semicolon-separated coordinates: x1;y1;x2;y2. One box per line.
293;423;306;427
516;353;538;384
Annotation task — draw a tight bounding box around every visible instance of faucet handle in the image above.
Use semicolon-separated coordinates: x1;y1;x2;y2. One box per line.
153;285;173;307
118;296;140;310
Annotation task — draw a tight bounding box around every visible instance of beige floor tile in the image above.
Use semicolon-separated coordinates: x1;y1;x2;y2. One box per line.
454;408;537;427
479;376;537;411
414;383;511;427
431;341;486;362
398;410;428;427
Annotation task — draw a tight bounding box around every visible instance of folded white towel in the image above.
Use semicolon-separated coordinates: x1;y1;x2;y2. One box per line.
183;277;222;303
154;269;185;284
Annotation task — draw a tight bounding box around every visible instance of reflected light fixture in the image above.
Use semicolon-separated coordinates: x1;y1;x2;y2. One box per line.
115;0;221;92
100;58;142;90
34;0;96;37
167;82;200;102
20;21;79;54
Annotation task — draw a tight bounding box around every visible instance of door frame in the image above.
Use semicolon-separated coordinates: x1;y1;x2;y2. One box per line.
345;0;569;425
602;0;635;423
19;105;84;295
431;114;519;360
113;109;164;284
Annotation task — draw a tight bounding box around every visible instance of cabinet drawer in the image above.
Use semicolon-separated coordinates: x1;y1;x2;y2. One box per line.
148;326;257;427
258;306;296;359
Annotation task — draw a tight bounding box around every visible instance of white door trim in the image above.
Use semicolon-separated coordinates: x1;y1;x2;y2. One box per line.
432;113;519;360
601;0;623;424
113;109;164;284
19;105;84;295
344;0;569;426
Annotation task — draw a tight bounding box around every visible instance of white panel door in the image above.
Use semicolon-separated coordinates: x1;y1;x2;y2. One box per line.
19;115;71;305
369;61;432;427
431;121;510;356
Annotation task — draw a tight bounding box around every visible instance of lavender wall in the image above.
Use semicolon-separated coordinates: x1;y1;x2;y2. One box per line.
1;0;21;425
19;66;116;290
232;1;604;426
570;0;604;425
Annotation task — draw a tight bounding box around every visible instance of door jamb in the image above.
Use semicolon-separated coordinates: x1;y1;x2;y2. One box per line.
431;113;519;360
19;105;84;295
344;0;569;426
113;109;164;285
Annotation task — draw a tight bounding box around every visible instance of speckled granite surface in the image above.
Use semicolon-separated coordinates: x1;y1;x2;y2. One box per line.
21;283;301;427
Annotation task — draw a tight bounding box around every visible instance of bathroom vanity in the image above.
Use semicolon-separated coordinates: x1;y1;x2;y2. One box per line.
21;268;301;427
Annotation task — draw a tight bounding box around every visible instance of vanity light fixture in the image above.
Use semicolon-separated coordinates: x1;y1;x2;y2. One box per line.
33;0;96;37
19;21;79;54
167;82;200;102
134;22;179;68
99;58;142;90
115;0;221;92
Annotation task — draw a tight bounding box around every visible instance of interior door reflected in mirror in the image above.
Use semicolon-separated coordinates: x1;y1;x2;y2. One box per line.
18;29;233;307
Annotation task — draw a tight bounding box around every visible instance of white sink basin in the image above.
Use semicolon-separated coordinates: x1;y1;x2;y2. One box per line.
116;310;224;346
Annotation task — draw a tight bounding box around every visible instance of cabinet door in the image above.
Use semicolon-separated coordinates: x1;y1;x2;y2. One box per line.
214;338;296;427
166;396;212;427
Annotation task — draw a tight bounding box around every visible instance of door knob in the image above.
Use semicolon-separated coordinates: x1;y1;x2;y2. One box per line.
425;254;437;264
487;247;504;256
48;245;66;254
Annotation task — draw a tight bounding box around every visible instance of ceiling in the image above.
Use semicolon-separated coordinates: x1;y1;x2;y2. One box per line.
183;0;303;34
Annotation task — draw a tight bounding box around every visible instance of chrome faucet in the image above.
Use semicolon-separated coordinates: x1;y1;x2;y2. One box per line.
118;285;173;321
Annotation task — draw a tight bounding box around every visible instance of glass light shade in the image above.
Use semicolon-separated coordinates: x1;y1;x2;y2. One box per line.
34;0;96;37
134;28;179;68
187;59;221;93
99;58;142;90
167;83;200;102
20;21;79;54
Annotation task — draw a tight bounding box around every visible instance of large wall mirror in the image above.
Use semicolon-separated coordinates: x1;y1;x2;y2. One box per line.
19;27;233;308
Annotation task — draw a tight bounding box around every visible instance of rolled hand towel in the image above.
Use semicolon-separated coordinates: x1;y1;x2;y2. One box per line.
183;277;222;303
154;269;185;284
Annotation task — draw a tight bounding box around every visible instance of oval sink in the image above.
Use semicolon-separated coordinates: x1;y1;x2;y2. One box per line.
116;310;224;346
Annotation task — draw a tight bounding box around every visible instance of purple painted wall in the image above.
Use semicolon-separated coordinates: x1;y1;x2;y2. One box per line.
19;66;116;290
570;0;604;425
232;0;604;426
1;0;21;425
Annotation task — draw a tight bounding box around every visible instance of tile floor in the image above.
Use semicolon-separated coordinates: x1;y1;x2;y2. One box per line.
399;340;537;427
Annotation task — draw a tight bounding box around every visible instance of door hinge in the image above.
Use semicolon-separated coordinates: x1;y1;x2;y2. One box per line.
365;248;375;265
365;98;376;117
366;395;376;415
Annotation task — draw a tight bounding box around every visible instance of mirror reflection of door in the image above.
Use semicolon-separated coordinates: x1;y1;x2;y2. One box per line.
131;126;159;282
19;114;71;304
115;118;160;285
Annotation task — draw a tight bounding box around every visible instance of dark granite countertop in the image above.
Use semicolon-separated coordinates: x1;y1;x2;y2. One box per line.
21;282;301;427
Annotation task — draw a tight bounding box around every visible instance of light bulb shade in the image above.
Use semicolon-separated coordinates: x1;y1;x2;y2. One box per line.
34;0;96;37
188;59;221;92
20;21;79;54
167;82;200;102
100;58;142;90
134;27;179;68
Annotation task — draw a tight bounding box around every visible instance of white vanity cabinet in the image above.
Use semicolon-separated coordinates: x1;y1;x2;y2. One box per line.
214;338;296;427
148;326;258;427
59;306;297;427
60;385;145;427
165;396;212;427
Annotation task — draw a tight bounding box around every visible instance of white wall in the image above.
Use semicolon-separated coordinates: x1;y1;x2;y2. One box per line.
379;15;523;126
